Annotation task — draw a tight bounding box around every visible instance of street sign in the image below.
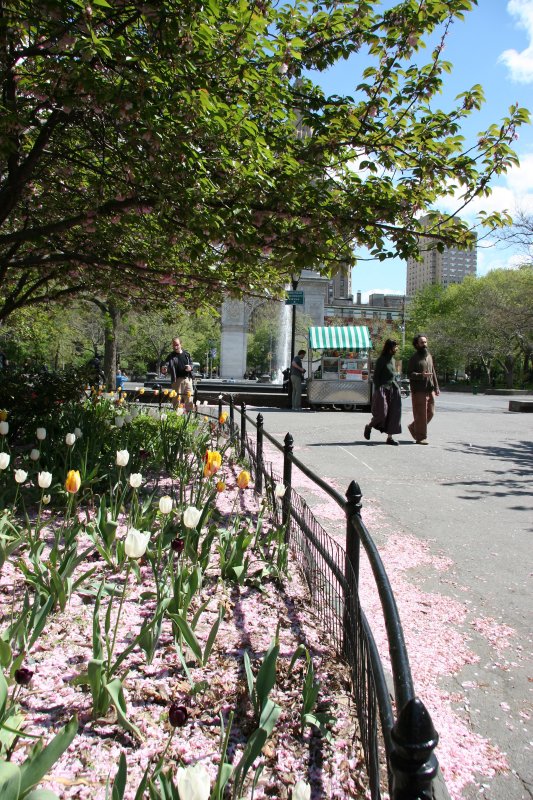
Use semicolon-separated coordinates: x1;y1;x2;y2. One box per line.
285;290;304;305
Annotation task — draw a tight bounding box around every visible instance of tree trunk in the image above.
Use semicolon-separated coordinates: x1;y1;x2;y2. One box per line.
103;304;121;391
504;354;515;389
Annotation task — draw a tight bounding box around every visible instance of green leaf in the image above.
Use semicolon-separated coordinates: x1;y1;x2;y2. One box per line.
0;666;8;717
105;679;142;740
201;605;223;666
111;752;127;800
0;762;21;800
255;638;279;713
168;614;202;663
24;790;61;800
19;717;78;796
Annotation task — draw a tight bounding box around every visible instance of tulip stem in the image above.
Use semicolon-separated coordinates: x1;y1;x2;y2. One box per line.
108;561;131;678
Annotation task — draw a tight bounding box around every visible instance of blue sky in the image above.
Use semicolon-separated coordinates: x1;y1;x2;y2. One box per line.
312;1;533;299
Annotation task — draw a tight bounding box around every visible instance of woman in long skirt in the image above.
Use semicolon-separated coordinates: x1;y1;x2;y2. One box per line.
364;339;402;445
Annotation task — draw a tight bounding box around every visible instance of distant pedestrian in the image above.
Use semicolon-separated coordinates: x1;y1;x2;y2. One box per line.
290;349;306;410
407;334;440;444
364;339;402;445
162;337;193;408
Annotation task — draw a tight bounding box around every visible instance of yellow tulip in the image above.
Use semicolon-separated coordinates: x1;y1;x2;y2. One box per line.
139;387;145;395
219;411;229;424
0;410;8;422
65;470;81;494
169;390;177;398
216;480;226;493
237;470;251;489
203;450;222;477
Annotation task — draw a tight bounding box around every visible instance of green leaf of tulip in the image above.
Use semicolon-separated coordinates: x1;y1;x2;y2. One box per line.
18;716;78;797
105;678;142;741
0;762;21;800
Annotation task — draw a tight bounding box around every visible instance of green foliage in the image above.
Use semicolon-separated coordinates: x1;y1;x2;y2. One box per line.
0;1;529;322
406;266;533;386
0;367;92;437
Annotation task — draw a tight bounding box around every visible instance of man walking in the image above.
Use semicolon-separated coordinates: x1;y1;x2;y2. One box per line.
407;334;440;444
162;337;194;408
290;349;306;410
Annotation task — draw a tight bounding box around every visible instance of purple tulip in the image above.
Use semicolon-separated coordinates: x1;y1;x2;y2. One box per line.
168;702;188;727
14;667;34;686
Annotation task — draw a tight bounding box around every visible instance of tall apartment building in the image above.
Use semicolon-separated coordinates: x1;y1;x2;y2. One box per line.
406;215;477;295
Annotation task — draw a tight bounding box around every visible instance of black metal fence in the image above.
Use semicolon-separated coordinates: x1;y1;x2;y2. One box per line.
211;395;446;800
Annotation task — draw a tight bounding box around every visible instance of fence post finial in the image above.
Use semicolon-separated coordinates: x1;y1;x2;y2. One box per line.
390;697;439;800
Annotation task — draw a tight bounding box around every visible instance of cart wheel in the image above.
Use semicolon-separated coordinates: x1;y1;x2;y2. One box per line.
308;403;317;411
342;404;356;412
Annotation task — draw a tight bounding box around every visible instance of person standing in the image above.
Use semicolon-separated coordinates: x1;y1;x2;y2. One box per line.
162;337;194;408
407;334;440;444
364;339;402;445
290;349;306;410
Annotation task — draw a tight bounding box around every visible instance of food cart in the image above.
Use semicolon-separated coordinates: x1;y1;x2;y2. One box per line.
306;325;372;410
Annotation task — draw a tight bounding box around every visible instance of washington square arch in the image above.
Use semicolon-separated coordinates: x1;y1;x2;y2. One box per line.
219;269;345;380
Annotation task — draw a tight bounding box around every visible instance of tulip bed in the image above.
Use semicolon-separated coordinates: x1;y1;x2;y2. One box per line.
0;398;365;800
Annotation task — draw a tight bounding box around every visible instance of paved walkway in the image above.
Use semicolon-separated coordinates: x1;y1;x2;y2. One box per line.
249;393;532;800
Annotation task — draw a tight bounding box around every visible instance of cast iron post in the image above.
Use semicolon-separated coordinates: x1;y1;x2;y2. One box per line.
156;383;162;411
390;698;439;800
229;395;235;442
343;481;362;659
218;393;223;422
282;432;294;538
255;413;264;495
240;402;246;460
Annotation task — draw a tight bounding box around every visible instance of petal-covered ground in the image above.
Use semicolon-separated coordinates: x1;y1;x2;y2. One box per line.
0;457;368;799
263;440;515;800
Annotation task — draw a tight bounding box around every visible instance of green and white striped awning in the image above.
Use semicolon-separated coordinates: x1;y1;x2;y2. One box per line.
309;326;372;350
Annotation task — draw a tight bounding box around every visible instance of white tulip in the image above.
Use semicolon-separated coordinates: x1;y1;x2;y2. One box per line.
38;471;52;489
116;449;129;466
30;448;40;461
36;427;47;441
115;416;125;428
292;780;311;800
42;494;51;505
175;407;184;416
74;427;83;439
124;528;150;559
159;495;173;515
129;473;143;488
14;469;28;484
160;412;167;421
130;407;139;418
275;483;286;498
202;400;208;406
183;506;202;529
65;432;76;446
124;414;132;424
0;452;10;470
176;763;210;800
0;421;9;436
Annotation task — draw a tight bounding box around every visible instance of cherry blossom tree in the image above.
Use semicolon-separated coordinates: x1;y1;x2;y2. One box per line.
0;0;529;321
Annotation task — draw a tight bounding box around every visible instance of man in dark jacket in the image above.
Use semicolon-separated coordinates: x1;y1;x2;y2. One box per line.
407;334;440;444
162;337;194;408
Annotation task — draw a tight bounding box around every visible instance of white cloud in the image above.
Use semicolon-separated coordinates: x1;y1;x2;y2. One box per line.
499;0;533;83
436;150;533;222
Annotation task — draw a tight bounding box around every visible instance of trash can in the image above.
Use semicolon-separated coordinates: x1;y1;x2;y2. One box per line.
472;385;478;395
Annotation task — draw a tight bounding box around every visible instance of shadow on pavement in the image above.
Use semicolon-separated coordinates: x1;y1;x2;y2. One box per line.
441;439;533;507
